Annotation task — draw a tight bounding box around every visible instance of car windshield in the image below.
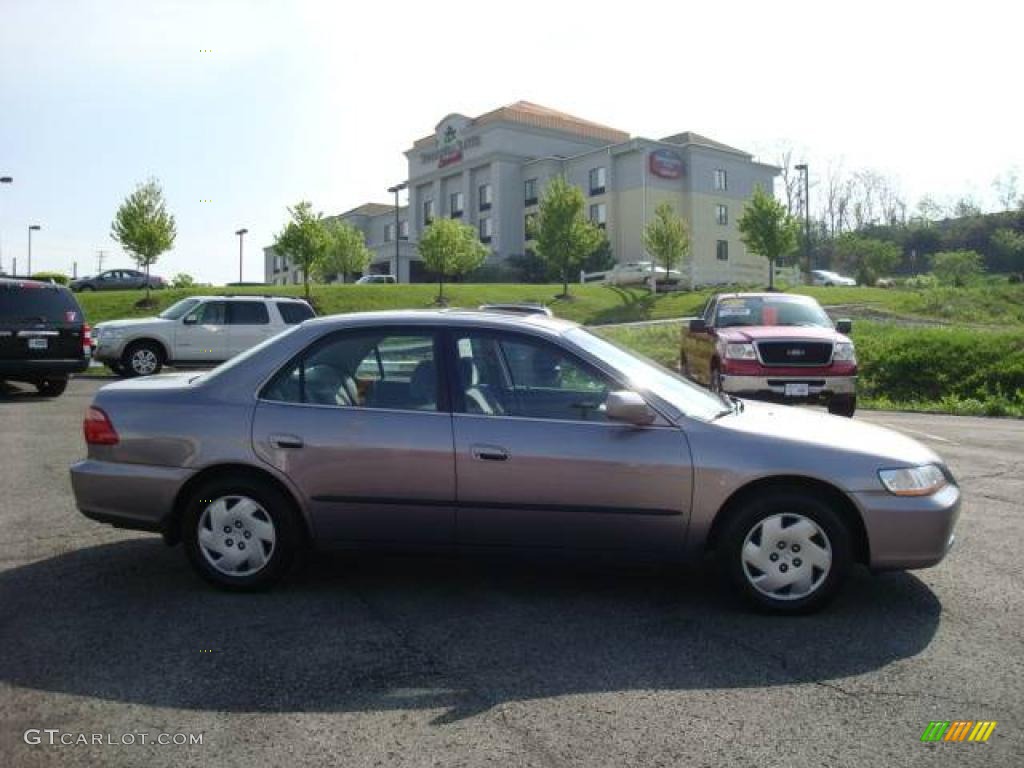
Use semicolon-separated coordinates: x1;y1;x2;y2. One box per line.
158;298;202;320
566;327;727;421
714;296;833;329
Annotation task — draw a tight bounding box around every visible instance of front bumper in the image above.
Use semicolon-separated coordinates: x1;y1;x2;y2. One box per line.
853;482;961;569
720;374;856;398
93;339;127;362
71;459;195;534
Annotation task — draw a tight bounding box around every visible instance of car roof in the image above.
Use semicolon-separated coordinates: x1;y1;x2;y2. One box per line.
714;292;817;302
0;277;72;291
190;294;308;302
302;308;577;335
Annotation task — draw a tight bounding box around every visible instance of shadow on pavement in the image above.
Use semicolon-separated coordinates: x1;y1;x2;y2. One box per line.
0;539;941;722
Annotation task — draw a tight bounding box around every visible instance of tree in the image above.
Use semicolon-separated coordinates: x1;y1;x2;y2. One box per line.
533;176;604;297
737;185;800;290
110;178;176;302
990;228;1024;273
171;273;195;288
417;218;488;303
931;250;984;286
832;234;901;285
643;201;690;281
318;219;372;283
273;201;328;300
993;170;1020;211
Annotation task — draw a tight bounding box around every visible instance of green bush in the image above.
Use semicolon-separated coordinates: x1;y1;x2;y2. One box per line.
931;250;984;286
30;271;69;285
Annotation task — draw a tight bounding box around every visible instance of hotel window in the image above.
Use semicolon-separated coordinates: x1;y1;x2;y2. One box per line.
716;240;729;261
479;217;493;243
524;178;538;206
273;254;281;271
479;183;492;211
589;167;606;195
422;199;434;225
450;191;464;218
716;204;728;225
589;203;607;228
714;169;728;191
384;223;395;242
399;220;409;240
524;212;537;240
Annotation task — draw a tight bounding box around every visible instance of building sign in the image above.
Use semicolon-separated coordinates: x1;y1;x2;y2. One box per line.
649;149;684;179
420;122;481;168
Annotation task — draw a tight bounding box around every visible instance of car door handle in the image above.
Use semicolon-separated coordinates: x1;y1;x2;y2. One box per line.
471;444;509;462
270;433;304;449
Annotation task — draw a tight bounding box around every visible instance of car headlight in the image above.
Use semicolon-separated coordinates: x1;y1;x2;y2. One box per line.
724;343;757;360
833;342;856;362
878;464;948;496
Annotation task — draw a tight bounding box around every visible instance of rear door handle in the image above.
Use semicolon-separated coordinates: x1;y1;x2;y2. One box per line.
471;444;509;462
270;433;304;449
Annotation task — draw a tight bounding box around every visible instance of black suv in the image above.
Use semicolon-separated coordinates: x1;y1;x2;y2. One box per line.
0;278;91;397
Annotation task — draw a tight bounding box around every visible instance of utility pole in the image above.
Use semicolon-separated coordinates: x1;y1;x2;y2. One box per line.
387;182;407;281
96;250;107;273
795;163;811;282
73;261;78;279
28;224;41;276
235;228;248;283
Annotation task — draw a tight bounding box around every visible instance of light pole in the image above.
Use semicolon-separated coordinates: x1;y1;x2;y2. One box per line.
235;228;248;283
795;163;811;282
387;182;407;281
28;224;41;277
0;176;11;274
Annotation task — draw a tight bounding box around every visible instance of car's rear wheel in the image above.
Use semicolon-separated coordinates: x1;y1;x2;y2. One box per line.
35;378;68;397
719;487;852;614
122;341;163;377
828;395;857;418
182;477;301;591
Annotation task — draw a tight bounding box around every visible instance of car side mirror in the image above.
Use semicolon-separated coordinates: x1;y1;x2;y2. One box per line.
183;314;198;325
689;318;707;333
835;318;852;334
604;391;656;426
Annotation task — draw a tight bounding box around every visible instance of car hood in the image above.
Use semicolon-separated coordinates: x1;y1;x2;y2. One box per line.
716;400;940;467
95;317;173;331
716;325;848;343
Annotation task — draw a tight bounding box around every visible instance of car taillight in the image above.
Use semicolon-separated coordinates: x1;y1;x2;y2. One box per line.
82;323;94;353
83;406;119;445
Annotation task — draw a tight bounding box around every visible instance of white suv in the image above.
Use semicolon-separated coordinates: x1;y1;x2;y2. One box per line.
93;295;315;376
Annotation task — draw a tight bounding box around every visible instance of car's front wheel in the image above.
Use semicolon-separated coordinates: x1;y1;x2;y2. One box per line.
182;476;301;591
719;487;852;614
122;341;164;377
35;378;68;397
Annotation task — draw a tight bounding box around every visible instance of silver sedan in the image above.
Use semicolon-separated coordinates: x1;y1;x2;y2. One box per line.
70;310;960;613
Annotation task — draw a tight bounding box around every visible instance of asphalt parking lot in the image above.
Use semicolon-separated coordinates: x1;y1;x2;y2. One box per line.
1;378;1021;767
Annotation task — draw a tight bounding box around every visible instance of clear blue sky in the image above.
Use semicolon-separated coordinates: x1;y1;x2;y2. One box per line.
1;0;1020;283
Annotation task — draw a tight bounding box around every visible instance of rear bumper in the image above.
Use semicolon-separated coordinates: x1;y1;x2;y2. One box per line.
0;358;89;379
71;459;195;533
853;483;961;569
720;374;856;398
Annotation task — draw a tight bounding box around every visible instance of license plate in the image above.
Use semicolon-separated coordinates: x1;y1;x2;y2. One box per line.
784;383;809;397
28;338;48;350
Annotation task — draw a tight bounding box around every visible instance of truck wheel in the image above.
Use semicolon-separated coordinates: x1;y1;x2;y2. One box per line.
828;395;856;418
35;378;69;397
122;341;164;377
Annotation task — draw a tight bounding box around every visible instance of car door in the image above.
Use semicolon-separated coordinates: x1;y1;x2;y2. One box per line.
448;329;692;554
226;301;275;356
252;327;456;545
175;301;228;361
94;271;117;290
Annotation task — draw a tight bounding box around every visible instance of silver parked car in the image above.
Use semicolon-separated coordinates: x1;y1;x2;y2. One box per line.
71;310;960;613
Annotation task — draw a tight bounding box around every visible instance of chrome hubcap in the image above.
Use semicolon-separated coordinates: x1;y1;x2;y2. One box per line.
741;513;831;600
197;495;276;576
131;348;158;375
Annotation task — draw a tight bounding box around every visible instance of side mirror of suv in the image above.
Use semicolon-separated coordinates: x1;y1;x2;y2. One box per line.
604;391;656;426
183;314;198;325
688;318;707;333
835;318;852;334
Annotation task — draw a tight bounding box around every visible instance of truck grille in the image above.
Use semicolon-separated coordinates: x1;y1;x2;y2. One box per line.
756;341;833;366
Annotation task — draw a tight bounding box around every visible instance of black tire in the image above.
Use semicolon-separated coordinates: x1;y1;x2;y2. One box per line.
121;340;164;377
828;394;857;418
718;487;853;614
182;475;302;591
35;378;69;397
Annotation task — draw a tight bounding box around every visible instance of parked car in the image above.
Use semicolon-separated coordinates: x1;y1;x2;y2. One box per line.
355;274;397;285
92;295;315;377
71;310;960;613
810;270;857;287
604;261;683;286
0;277;92;396
478;303;553;317
70;269;165;292
681;293;857;416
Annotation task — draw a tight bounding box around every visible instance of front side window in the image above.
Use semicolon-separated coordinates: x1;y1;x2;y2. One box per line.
450;191;464;218
524;178;538;205
187;301;226;325
453;332;613;422
589;167;606;195
159;297;201;320
262;330;439;411
228;302;270;325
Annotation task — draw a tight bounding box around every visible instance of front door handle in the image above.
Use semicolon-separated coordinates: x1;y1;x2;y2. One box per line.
270;433;304;449
471;444;509;462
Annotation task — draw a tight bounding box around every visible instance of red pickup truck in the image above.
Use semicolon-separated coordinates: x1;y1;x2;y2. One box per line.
680;292;858;416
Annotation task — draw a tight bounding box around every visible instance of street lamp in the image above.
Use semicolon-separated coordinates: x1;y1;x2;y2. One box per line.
28;224;41;277
794;164;811;282
387;182;407;282
0;177;11;274
235;228;248;284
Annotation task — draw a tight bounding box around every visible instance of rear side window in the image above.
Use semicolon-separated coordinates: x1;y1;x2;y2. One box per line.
0;282;83;323
228;302;270;325
276;301;314;324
